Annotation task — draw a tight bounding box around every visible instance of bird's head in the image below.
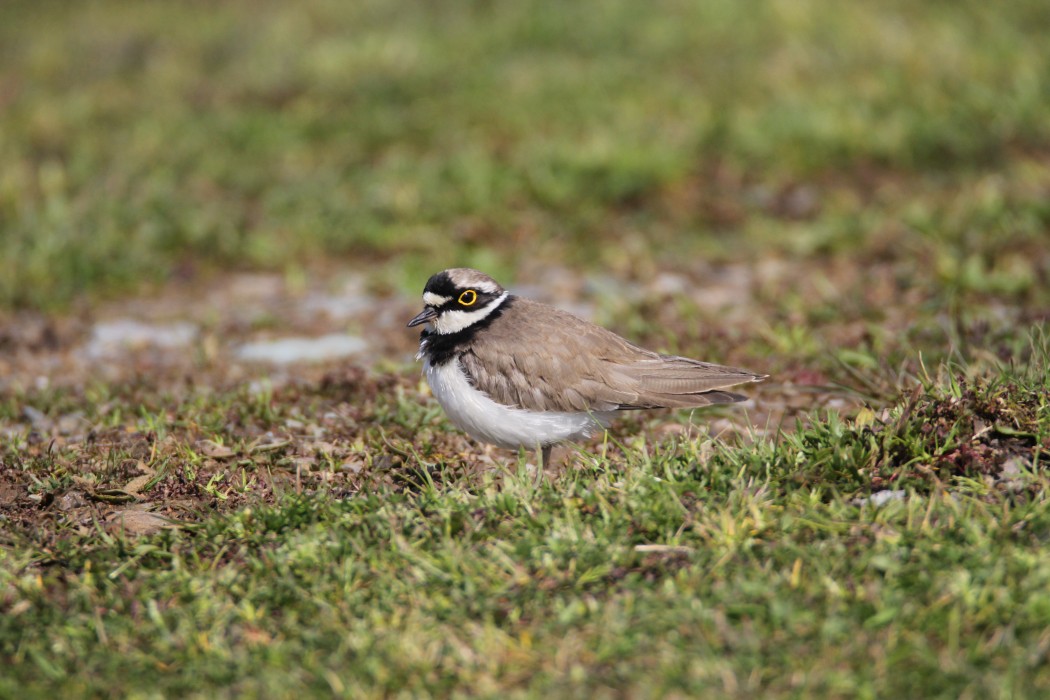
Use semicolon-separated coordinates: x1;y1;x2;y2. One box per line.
407;268;508;335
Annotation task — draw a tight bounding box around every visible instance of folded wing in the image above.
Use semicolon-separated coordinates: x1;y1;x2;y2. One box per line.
459;298;765;412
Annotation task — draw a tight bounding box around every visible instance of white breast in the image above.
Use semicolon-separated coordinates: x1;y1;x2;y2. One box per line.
423;357;611;450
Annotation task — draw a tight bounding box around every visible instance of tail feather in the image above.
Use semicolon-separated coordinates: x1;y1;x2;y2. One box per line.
615;356;765;410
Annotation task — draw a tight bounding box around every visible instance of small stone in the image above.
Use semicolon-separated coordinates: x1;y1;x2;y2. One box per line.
235;334;367;364
854;490;907;507
85;319;198;359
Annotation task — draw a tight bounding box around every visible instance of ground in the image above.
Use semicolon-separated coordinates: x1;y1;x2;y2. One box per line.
1;1;1050;698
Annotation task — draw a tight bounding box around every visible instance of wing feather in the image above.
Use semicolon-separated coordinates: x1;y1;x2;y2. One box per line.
458;297;764;412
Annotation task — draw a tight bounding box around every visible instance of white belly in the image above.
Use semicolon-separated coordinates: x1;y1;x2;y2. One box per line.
423;358;611;450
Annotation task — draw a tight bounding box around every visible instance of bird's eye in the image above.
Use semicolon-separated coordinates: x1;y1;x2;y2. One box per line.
458;289;477;306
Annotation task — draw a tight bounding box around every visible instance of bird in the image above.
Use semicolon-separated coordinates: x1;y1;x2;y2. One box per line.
407;268;766;467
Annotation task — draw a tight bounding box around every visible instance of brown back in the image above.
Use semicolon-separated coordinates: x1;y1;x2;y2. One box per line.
457;297;764;412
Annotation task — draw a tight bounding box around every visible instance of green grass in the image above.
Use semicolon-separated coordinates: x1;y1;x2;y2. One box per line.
1;0;1049;308
2;0;1050;697
2;331;1049;698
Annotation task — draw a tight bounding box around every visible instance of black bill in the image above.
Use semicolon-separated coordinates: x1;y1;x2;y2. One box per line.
407;307;439;327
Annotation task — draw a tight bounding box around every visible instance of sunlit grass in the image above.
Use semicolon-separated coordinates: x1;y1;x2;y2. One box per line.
2;330;1048;697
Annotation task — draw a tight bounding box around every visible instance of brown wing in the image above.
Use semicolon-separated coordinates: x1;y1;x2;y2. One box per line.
458;298;765;412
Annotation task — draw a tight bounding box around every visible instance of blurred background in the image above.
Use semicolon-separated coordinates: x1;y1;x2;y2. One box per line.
1;0;1047;373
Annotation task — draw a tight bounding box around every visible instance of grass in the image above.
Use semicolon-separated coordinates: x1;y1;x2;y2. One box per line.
2;0;1050;697
2;332;1049;698
1;0;1049;309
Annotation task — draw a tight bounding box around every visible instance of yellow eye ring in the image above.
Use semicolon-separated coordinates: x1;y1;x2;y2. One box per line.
458;289;478;306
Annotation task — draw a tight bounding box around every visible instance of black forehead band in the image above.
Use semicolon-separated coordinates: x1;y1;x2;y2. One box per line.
423;271;458;297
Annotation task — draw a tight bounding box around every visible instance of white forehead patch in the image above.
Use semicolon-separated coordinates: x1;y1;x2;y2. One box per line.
445;269;502;295
423;292;452;307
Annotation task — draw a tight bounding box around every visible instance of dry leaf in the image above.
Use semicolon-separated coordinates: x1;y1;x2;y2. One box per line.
122;462;157;495
198;440;237;459
105;509;179;536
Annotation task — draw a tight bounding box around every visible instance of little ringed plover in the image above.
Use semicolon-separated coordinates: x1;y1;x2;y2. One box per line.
408;268;766;465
